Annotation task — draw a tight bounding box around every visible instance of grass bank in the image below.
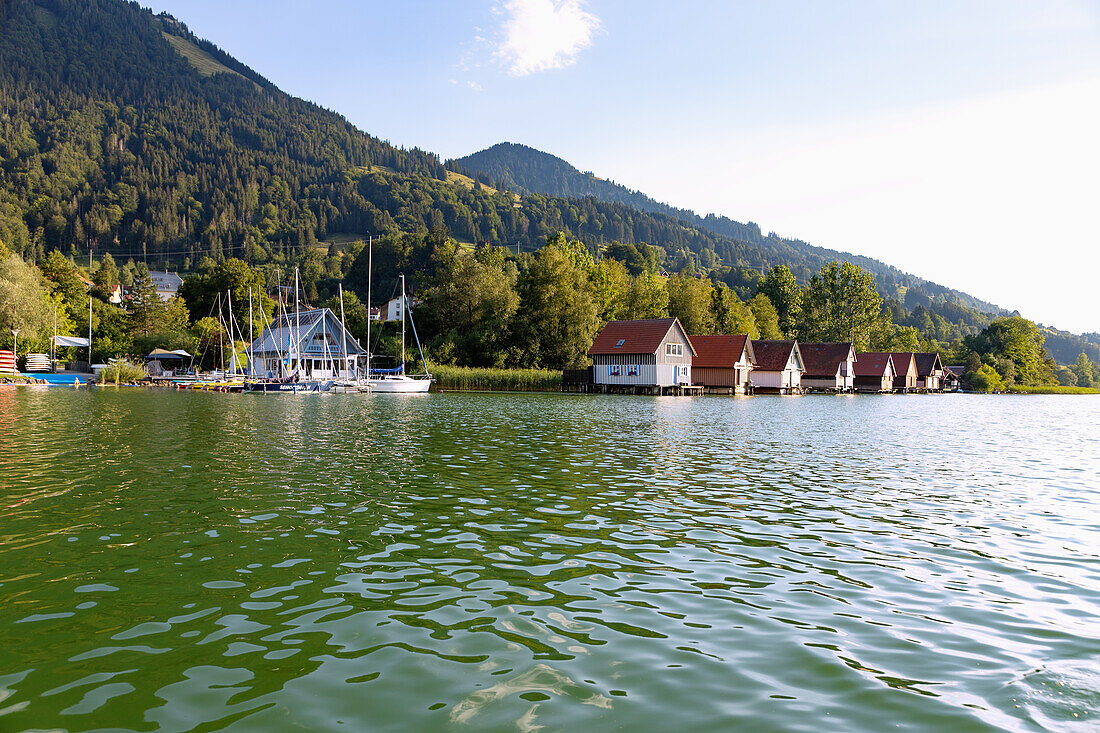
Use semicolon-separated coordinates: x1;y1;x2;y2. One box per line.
429;363;562;392
1005;385;1099;395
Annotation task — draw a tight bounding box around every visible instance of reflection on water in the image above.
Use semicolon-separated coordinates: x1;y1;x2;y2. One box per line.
1;390;1099;732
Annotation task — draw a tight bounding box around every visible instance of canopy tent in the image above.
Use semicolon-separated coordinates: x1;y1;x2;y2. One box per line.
53;335;90;348
145;348;191;361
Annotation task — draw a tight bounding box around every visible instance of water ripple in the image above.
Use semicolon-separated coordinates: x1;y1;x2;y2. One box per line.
1;389;1098;731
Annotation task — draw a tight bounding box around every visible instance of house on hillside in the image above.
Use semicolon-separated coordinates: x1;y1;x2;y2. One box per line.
799;342;856;392
151;271;183;302
689;334;755;394
854;353;897;392
248;308;366;380
890;352;918;392
915;353;945;392
377;294;419;322
588;318;696;394
750;340;803;394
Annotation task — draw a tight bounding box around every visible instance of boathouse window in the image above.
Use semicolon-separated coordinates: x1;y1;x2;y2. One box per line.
615;339;626;348
666;343;683;357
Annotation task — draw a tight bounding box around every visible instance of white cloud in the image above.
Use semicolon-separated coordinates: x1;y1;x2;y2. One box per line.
495;0;600;76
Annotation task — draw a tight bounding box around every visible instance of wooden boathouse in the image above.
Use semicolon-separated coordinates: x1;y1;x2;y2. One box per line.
799;342;856;393
854;353;897;393
587;318;700;395
890;352;918;392
915;352;945;392
750;340;804;394
689;334;755;394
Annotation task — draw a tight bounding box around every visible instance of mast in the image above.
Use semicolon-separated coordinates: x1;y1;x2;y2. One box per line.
248;287;254;377
320;300;330;377
400;273;406;373
338;282;348;379
226;289;235;375
52;301;56;363
294;267;301;377
218;292;224;375
88;295;92;366
366;235;372;379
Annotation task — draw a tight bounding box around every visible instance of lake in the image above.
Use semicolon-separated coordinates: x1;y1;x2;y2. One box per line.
1;389;1098;732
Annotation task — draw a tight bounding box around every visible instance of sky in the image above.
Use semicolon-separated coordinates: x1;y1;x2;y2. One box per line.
140;1;1100;334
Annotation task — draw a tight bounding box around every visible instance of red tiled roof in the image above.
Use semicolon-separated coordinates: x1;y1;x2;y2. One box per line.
914;352;943;377
889;352;916;375
588;318;695;356
799;342;854;377
689;334;753;368
854;352;895;377
753;340;799;372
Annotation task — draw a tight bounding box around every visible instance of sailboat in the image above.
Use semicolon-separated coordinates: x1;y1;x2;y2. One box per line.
366;255;432;393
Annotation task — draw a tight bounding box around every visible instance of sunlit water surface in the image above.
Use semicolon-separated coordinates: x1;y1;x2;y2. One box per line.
1;389;1098;732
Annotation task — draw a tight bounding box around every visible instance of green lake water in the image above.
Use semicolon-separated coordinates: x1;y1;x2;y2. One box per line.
1;389;1098;732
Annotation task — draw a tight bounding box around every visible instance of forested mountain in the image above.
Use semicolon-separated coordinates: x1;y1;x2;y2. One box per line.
0;0;1094;362
450;142;1002;314
0;0;445;266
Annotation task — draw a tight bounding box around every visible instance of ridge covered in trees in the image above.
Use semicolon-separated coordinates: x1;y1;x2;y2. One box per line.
448;142;1002;314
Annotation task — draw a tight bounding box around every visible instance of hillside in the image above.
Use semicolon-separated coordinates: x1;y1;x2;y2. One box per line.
451;142;1002;314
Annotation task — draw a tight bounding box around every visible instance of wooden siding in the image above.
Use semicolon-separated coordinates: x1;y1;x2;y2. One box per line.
693;366;750;389
655;325;693;366
594;362;659;386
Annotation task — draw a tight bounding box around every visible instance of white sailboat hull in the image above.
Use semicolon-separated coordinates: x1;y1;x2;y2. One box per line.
367;376;432;393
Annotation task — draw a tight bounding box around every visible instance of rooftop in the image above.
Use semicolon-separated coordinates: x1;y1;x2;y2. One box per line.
689;334;754;368
588;318;694;356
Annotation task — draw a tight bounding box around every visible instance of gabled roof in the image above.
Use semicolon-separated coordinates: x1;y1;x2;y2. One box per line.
151;271;183;289
914;352;943;377
799;342;855;377
945;365;965;378
588;318;695;356
689;334;754;368
753;340;801;372
249;308;366;357
854;352;895;377
889;352;917;375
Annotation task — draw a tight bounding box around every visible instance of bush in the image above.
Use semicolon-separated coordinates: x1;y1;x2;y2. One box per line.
97;358;147;385
966;364;1005;392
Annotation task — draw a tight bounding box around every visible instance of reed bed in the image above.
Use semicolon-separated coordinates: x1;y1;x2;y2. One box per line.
428;363;562;392
97;359;147;385
1005;385;1099;395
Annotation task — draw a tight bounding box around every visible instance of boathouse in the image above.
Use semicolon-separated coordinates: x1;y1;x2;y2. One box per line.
914;353;945;392
854;353;897;392
890;352;918;392
689;334;755;394
750;340;803;394
943;365;965;392
248;308;366;380
799;342;856;392
588;318;695;394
